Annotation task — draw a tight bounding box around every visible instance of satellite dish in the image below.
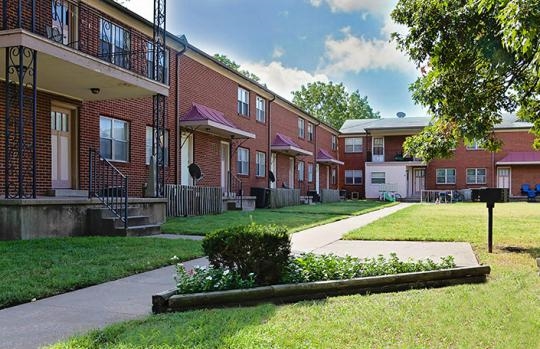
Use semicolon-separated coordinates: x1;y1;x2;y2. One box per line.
396;112;406;118
268;170;276;183
188;163;202;180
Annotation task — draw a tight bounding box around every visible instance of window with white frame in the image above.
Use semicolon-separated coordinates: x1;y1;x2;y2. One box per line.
332;135;337;151
256;151;266;177
100;116;129;162
466;168;486;184
373;137;384;156
371;172;385;184
331;168;337;185
237;87;249;116
99;19;130;69
345;170;363;185
436;168;456;184
256;96;266;122
298;118;305;138
308;163;313;182
466;139;484;150
237;147;249;175
345;137;362;153
145;126;169;166
298;161;305;182
307;123;314;141
146;42;169;84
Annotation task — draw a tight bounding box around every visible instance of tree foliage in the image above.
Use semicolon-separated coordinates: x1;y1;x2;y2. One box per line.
292;82;380;129
392;0;540;161
213;54;261;82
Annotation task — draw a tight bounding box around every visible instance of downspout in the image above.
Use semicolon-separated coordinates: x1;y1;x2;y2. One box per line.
175;37;188;185
267;94;276;188
313;120;321;192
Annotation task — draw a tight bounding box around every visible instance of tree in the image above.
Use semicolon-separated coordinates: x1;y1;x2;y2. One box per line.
292;82;380;129
213;54;261;82
391;0;540;161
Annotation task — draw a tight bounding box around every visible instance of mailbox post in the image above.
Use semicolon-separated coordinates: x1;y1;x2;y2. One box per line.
471;188;506;253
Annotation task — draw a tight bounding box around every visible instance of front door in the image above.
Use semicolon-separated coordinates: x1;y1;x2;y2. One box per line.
412;168;425;197
497;167;511;189
221;142;230;192
51;108;71;188
372;137;385;163
180;132;193;186
288;157;294;188
270;153;277;189
315;164;320;193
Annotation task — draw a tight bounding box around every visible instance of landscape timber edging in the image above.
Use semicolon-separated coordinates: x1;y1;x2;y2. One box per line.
152;265;491;313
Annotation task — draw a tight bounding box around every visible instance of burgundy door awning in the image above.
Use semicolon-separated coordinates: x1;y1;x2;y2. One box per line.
179;103;255;139
271;133;313;156
316;149;344;165
497;152;540;165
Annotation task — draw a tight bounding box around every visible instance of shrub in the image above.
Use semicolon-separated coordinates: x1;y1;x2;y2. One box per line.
202;223;290;285
175;264;256;294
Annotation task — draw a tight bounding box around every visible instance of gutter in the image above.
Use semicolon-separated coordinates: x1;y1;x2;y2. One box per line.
175;36;188;185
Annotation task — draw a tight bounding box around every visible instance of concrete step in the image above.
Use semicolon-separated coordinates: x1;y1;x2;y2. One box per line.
125;224;161;237
90;207;142;218
47;189;88;197
102;215;150;228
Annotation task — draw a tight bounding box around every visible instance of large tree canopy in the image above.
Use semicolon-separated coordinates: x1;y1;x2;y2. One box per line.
213;54;261;82
292;82;380;129
392;0;540;161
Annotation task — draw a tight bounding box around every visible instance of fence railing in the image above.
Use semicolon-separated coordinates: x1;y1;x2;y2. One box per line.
321;189;340;203
229;172;243;210
88;148;128;230
165;185;223;217
421;190;461;204
269;188;300;209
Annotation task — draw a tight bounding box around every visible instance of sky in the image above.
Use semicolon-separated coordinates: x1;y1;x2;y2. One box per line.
124;0;426;119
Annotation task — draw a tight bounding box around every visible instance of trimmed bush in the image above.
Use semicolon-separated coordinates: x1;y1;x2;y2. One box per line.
202;223;290;285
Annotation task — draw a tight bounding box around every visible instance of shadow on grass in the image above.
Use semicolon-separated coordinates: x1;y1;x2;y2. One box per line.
500;245;540;259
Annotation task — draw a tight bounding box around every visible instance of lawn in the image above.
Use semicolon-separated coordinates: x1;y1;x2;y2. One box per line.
162;200;396;235
0;237;203;309
51;202;540;349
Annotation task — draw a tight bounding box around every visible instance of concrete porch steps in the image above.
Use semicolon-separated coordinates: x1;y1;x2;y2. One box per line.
87;207;161;236
47;189;89;197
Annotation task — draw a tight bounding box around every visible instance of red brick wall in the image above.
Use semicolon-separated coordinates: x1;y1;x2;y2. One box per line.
339;135;367;195
384;136;407;161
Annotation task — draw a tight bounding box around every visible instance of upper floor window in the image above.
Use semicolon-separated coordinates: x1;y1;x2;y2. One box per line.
145;126;169;166
307;123;314;142
371;172;385;184
100;116;129;162
332;135;337;151
237;147;249;175
256;151;266;177
308;163;314;182
256;96;266;123
298;118;305;138
298;161;305;182
345;138;362;153
146;42;169;84
436;168;456;184
345;170;363;185
466;168;486;184
99;19;130;69
466;139;484;150
373;137;384;156
237;87;249;116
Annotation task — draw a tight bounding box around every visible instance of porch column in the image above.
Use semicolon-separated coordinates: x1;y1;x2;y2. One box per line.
4;46;38;199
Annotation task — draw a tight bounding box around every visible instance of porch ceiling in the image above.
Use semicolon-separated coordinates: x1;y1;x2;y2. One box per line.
0;30;169;101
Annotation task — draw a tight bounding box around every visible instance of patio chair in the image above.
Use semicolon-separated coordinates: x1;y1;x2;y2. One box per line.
521;184;536;202
535;184;540;195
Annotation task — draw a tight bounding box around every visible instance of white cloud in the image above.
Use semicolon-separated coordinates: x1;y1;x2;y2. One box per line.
123;0;153;21
309;0;395;16
240;61;329;100
272;46;285;59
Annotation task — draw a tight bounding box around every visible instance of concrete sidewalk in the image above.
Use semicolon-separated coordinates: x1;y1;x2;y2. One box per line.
0;203;478;349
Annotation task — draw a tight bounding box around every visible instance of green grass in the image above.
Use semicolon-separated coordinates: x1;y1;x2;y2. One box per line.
0;237;203;309
162;201;396;235
51;203;540;349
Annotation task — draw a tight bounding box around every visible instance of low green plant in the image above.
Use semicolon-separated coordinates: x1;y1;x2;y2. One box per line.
202;223;290;285
175;264;256;294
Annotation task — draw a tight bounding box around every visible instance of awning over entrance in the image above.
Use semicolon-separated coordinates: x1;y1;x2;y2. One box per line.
316;149;344;165
497;152;540;165
179;103;256;139
271;133;313;156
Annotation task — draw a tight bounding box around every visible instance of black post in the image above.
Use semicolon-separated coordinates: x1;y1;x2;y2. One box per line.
487;203;494;253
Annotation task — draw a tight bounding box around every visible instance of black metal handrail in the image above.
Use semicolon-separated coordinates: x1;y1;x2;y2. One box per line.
229;172;243;210
88;148;128;231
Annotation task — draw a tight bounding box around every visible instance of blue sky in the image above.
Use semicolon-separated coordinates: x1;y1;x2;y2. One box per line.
125;0;425;118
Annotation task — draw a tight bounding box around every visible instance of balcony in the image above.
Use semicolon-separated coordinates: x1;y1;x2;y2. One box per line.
0;0;168;100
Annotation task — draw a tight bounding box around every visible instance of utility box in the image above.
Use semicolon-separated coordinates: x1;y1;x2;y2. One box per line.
471;188;509;204
250;187;270;208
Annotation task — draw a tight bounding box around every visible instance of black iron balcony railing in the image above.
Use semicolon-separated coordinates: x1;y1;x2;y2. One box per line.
2;0;167;83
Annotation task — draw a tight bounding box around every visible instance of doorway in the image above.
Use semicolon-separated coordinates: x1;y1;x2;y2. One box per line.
412;168;425;197
221;142;230;192
51;106;74;189
497;167;510;189
180;132;193;186
270;153;277;189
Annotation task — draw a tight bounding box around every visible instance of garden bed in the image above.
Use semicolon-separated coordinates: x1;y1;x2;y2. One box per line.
152;265;490;313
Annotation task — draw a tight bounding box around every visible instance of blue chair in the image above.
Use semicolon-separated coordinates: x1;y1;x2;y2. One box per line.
535;184;540;194
521;184;536;201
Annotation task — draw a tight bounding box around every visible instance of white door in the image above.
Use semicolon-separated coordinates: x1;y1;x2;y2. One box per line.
413;168;426;197
221;142;230;192
326;166;330;189
288;157;294;188
315;164;320;193
372;137;385;163
180;133;193;186
51;108;71;188
270;153;277;189
497;168;511;189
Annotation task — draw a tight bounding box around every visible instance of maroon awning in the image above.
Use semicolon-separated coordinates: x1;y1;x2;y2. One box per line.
316;148;344;165
271;133;312;156
497;152;540;165
180;103;255;139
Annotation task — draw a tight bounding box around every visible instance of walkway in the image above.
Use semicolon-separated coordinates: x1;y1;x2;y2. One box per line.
0;203;478;349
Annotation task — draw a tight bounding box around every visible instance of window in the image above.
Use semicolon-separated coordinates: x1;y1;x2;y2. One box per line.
345;138;362;153
237;147;249;175
237;87;249;116
308;163;313;182
331;168;337;185
436;168;456;184
345;170;363;185
100;116;129;162
256;96;266;122
146;42;169;83
466;139;484;150
99;19;130;69
467;168;486;184
256;151;266;177
332;135;337;151
371;172;386;184
307;123;314;142
298;161;305;182
145;126;169;166
298;118;305;138
373;137;384;156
